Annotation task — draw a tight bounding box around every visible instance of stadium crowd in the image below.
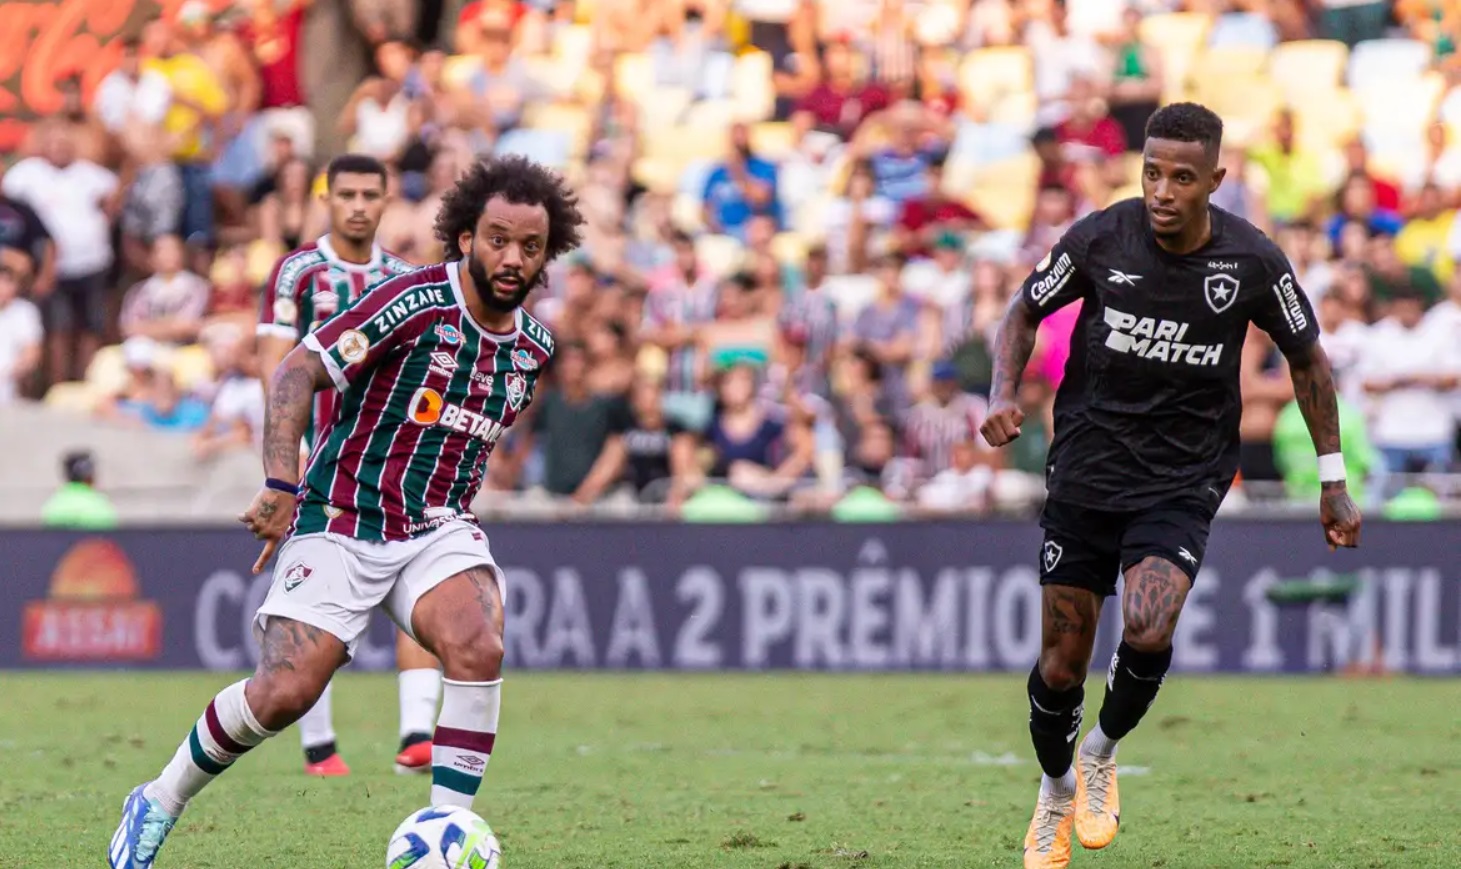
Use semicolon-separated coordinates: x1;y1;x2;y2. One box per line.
1;0;1459;521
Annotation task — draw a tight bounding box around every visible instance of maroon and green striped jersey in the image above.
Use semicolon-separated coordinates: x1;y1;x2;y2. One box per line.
256;235;414;445
296;261;554;541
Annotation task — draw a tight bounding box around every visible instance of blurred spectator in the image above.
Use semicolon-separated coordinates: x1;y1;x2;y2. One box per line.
0;175;54;295
1367;232;1442;308
901;361;995;484
849;253;921;412
1238;327;1293;485
617;377;698;504
94;36;173;139
1342;139;1401;214
793;39;891;140
1317;290;1371;403
2;119;119;382
530;342;631;502
119;235;212;345
257;158;314;251
1055;77;1126;161
1210;143;1268;230
902;230;972;312
341;38;419;164
0;249;42;404
894;156;985;257
40;450;118;530
865;102;939;206
1249;110;1326;225
1318;0;1389;48
1326;173;1403;249
777;243;839;393
1359;286;1460;481
1277;221;1336;304
697;272;777;379
823;159;895;274
584;320;636;397
117;362;211;433
702;123;783;239
192;325;264;460
1105;7;1163;151
1395;182;1455;286
702;362;812;498
914;436;996;514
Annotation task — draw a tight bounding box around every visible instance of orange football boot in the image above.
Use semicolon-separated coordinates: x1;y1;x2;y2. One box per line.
1023;786;1075;869
1074;751;1120;849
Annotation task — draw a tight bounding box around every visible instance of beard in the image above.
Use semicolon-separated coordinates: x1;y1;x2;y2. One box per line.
468;246;536;313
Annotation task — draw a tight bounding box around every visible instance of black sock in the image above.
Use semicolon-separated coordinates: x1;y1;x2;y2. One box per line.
1098;640;1173;741
1028;665;1084;779
400;732;431;752
303;741;338;764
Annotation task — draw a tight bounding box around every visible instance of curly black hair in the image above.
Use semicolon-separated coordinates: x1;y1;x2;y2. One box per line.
1145;102;1224;164
433;154;585;263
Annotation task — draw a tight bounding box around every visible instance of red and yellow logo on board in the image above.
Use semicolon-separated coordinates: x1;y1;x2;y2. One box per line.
22;538;162;661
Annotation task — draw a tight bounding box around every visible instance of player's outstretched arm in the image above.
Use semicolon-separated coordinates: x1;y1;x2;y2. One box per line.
1285;341;1362;550
980;294;1042;447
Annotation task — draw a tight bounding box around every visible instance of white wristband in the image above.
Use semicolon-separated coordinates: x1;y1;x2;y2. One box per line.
1317;452;1346;483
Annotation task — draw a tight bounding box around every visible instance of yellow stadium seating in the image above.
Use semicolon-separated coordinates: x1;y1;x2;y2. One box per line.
521;103;594;159
1268;39;1349;103
957;47;1033;117
44;381;100;415
770;232;808;267
961;151;1039;231
1138;12;1212;103
749;122;798;160
613;53;655;101
170;344;216;393
1188;46;1269;92
695;234;745;279
1290;88;1363;152
85;345;130;397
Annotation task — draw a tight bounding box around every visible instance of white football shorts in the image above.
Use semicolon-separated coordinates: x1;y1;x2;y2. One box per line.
254;519;506;658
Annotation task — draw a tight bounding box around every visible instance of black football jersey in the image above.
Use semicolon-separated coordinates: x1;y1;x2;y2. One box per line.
1019;199;1319;511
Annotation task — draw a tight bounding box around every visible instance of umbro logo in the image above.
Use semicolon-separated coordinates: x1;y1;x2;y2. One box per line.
1107;269;1142;286
429;351;457;378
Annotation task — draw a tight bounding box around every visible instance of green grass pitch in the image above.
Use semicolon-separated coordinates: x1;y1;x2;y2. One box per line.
5;672;1459;867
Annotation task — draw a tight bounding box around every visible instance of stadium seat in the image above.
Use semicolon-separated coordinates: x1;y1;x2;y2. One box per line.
1188;46;1269;89
170;345;215;393
520;102;594;159
1346;38;1433;89
682;99;740;131
694;234;745;278
959;151;1039;231
749;122;797;160
636;86;694;130
441;55;481;92
1139;12;1213;103
1195;76;1283;136
551;24;593;70
84;344;130;397
631;156;683;194
730;51;775;121
1268;39;1349;103
770;232;808;266
1357;71;1446;148
956;47;1034;118
821;274;881;322
670;191;706;233
1291;88;1363;152
613;52;655;101
43;381;100;415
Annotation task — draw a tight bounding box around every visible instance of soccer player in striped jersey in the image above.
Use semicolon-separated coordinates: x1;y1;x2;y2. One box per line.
255;153;444;779
109;156;585;869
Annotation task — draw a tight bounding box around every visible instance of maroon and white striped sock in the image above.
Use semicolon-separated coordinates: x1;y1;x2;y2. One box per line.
146;680;275;817
430;678;501;808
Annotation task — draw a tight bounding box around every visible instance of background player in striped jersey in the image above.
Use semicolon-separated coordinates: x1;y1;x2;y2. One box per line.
255;153;444;779
109;156;585;869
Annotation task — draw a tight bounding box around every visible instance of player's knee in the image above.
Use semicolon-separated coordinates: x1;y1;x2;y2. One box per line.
1121;609;1177;652
245;672;328;731
433;624;504;681
1037;651;1087;691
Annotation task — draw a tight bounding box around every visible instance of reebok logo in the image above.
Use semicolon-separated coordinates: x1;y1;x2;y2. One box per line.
1271;272;1308;335
1177;547;1197;565
1029;252;1073;306
1107;269;1142;286
1103;307;1224;366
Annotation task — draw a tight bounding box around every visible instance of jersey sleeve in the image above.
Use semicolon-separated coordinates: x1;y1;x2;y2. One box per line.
257;254;313;340
1018;214;1098;317
301;275;441;391
1249;246;1320;355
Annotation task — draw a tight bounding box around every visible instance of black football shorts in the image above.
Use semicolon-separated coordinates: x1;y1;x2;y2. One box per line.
1036;496;1218;597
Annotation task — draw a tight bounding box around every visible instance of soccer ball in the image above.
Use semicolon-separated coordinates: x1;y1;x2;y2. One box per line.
386;805;502;869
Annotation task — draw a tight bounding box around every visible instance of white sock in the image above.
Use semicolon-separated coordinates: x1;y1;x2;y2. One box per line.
430;678;501;809
297;680;337;751
146;680;275;817
1040;769;1077;800
399;668;443;739
1081;722;1118;759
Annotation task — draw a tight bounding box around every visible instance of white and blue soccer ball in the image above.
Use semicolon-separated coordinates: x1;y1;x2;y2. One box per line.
387;805;502;869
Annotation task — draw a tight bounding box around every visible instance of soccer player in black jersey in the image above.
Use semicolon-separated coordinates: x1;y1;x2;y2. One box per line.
979;103;1363;869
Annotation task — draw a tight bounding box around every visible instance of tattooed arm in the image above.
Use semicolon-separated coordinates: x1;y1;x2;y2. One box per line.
261;346;332;482
979;294;1043;446
1285;340;1362;549
241;346;333;574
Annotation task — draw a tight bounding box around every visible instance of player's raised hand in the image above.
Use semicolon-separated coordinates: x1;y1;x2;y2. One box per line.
1319;482;1362;551
239;487;296;574
980;400;1025;447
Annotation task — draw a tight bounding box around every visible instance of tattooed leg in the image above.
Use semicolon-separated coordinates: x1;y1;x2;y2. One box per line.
1028;585;1103;778
411;566;506;809
1093;556;1191;743
244;617;349;731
